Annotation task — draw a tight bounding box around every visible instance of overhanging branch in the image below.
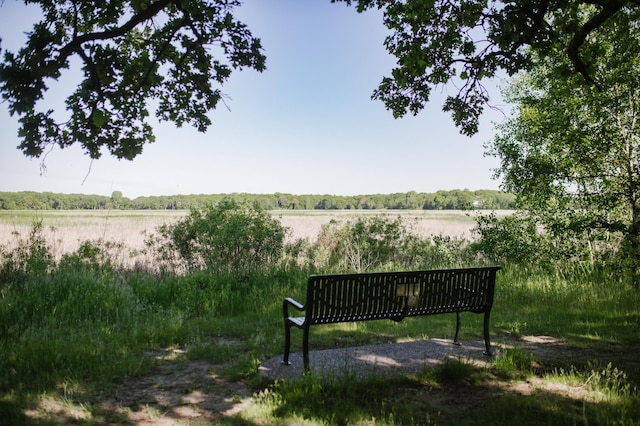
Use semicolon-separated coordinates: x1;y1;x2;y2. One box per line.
567;0;624;89
56;0;175;63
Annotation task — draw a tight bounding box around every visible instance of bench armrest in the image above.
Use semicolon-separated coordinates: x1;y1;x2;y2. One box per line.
283;297;305;318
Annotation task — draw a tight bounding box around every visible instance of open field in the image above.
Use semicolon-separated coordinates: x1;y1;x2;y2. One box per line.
274;209;508;241
0;210;513;264
0;210;185;258
1;208;639;425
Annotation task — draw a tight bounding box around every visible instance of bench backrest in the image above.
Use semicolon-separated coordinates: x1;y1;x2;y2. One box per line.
305;266;500;325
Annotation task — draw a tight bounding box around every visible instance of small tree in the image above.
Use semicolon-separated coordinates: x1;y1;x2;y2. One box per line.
149;199;287;275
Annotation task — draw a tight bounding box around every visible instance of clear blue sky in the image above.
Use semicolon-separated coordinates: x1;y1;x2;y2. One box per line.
0;0;506;199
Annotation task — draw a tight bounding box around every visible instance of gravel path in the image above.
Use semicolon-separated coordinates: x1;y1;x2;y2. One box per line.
259;338;498;380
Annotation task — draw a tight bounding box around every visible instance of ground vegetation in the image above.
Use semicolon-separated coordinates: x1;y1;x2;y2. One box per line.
0;203;638;424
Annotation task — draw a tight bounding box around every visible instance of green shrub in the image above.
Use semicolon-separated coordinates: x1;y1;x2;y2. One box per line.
414;234;478;268
307;214;479;272
472;211;635;280
147;199;288;274
58;239;127;274
309;215;420;272
0;220;54;286
471;212;548;265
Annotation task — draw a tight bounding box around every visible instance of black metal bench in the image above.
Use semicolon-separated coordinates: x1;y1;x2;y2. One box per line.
283;266;500;371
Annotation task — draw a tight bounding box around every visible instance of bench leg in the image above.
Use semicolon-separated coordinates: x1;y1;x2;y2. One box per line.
483;311;492;356
302;327;310;372
283;322;292;365
453;312;462;346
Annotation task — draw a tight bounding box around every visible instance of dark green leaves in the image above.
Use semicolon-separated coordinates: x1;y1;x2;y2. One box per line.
337;0;638;136
0;0;266;160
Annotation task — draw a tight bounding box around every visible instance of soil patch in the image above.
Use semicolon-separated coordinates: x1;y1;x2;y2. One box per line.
97;349;252;425
25;336;640;424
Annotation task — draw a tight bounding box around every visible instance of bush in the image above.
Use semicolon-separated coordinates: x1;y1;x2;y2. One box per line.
58;239;128;274
0;220;54;286
471;211;633;277
147;199;288;274
306;214;483;272
471;212;548;265
308;215;422;272
417;234;478;268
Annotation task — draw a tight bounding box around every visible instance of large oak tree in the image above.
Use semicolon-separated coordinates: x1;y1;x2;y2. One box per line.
339;0;640;135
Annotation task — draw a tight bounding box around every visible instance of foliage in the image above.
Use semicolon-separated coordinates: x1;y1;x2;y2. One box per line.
0;189;516;211
0;221;639;424
58;238;127;273
308;214;477;272
338;0;640;136
2;0;637;163
310;215;417;272
0;220;54;286
0;0;266;160
471;211;624;275
471;212;548;266
487;13;640;284
422;234;476;268
147;199;287;274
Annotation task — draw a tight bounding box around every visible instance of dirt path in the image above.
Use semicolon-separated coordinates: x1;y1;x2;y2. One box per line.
28;336;639;424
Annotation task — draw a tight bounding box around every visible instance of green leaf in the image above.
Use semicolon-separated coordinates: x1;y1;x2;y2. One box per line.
91;109;108;129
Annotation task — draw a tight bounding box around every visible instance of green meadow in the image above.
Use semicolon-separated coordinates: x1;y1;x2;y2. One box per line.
0;207;638;425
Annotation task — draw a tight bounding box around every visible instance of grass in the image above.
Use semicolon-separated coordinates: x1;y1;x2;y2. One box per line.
2;263;638;424
494;266;640;344
0;212;639;424
239;352;639;425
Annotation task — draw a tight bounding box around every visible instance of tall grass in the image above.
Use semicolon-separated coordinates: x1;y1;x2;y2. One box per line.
495;265;640;343
0;214;639;424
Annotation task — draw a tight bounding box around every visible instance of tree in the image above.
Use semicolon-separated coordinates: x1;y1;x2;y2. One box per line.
487;11;640;281
0;0;265;160
110;190;123;208
337;0;640;136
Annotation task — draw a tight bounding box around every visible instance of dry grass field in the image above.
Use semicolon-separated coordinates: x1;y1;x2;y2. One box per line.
0;209;511;267
0;210;185;258
275;209;489;241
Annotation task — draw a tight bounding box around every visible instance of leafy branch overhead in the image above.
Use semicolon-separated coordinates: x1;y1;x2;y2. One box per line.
337;0;639;135
0;0;266;160
1;1;638;161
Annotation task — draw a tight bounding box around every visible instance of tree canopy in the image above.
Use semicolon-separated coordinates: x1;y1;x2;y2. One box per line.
0;0;265;160
338;0;640;135
0;189;515;211
488;10;640;279
2;0;638;161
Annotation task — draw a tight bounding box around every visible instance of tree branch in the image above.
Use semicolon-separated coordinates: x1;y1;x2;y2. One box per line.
135;17;189;93
567;0;624;89
56;0;175;64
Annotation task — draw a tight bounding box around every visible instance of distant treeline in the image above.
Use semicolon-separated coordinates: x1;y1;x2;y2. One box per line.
0;190;515;211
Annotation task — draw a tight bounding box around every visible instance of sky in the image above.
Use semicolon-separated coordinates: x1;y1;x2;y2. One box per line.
0;0;508;199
